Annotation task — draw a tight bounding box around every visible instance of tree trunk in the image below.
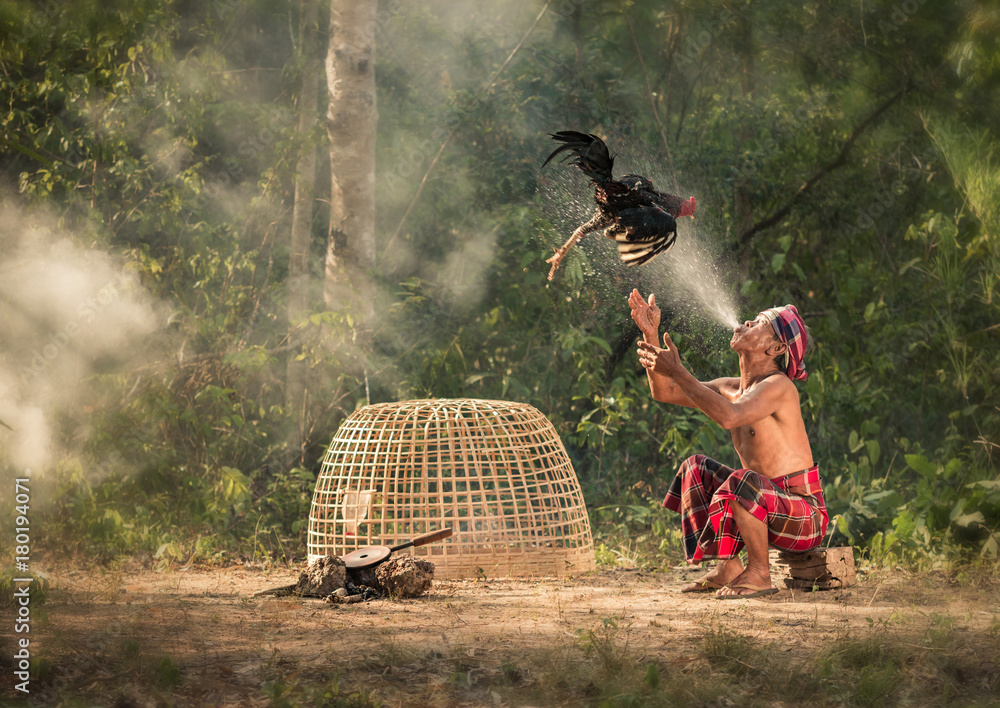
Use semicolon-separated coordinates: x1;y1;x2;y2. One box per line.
286;0;321;459
324;0;377;389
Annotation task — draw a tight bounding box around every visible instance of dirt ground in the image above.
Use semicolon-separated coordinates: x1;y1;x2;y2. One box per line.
5;558;1000;707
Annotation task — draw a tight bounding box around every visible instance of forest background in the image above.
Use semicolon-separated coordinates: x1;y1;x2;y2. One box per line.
1;0;998;572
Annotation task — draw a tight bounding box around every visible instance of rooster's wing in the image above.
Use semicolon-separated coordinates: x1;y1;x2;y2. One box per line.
611;207;678;267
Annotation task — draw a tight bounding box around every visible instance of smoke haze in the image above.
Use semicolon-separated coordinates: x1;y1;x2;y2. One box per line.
0;203;165;474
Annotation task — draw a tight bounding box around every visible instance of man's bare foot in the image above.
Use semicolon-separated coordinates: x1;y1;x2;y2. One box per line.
680;559;744;593
714;565;777;598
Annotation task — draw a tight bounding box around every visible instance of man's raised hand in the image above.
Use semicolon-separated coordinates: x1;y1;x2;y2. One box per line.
629;289;660;338
660;331;683;371
638;331;684;378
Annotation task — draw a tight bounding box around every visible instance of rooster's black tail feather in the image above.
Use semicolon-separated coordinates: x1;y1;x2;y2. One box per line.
542;131;615;185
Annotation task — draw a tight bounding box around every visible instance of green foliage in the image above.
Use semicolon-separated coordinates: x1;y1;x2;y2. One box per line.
592;492;685;568
154;656;183;691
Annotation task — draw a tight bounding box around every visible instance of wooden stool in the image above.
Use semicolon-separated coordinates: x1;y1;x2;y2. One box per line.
769;546;857;590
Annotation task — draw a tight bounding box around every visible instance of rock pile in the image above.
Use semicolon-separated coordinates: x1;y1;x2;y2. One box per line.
255;555;436;603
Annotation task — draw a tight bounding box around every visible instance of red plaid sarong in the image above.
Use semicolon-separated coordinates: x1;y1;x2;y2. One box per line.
663;455;828;563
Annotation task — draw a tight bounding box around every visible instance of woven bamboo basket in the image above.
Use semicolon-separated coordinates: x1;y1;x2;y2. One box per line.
307;398;596;578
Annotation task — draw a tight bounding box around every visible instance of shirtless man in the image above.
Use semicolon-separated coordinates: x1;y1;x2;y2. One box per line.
629;289;828;598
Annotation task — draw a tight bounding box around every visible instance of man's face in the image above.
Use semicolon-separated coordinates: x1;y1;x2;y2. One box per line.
730;313;781;353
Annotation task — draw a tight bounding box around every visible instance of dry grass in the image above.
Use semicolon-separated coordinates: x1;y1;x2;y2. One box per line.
3;561;999;706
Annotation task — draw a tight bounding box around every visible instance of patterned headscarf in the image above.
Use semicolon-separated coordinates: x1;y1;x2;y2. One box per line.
759;304;808;381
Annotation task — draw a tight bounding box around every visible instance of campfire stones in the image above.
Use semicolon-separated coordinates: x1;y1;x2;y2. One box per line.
374;556;435;598
256;553;438;603
341;556;435;598
294;555;347;597
325;581;378;605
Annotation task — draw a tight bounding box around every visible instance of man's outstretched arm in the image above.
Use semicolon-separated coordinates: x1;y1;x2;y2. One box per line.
629;289;730;407
638;333;792;429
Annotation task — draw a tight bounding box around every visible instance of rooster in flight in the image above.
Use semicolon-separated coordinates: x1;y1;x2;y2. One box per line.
542;131;696;280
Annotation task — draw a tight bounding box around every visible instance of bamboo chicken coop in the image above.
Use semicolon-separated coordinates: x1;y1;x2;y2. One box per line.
307;399;596;578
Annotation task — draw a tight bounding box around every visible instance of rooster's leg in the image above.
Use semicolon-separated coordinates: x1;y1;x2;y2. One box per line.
546;211;611;280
